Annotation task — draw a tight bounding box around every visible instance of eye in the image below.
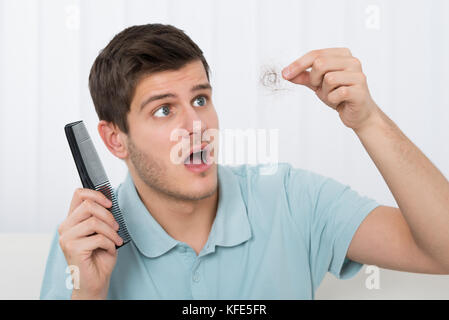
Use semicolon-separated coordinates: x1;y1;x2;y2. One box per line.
193;95;208;107
153;105;171;118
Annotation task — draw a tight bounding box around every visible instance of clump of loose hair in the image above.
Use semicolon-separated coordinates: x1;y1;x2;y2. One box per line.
89;23;211;134
259;62;291;95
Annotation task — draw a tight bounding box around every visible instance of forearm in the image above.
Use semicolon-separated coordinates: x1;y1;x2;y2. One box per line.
354;105;449;268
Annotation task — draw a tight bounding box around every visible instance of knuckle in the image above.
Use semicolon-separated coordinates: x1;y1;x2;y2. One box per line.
74;188;84;198
83;199;94;211
324;73;334;85
64;240;74;253
340;87;348;97
88;216;98;228
343;47;352;55
360;72;367;82
352;57;361;67
313;57;324;69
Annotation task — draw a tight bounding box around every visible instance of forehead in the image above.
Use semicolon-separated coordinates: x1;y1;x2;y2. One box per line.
133;60;208;97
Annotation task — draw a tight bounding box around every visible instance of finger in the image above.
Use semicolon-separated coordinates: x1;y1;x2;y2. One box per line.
61;199;119;234
328;85;353;107
69;188;112;214
288;59;358;91
282;47;352;80
320;71;366;98
309;56;362;88
71;234;117;257
63;216;123;247
288;71;317;90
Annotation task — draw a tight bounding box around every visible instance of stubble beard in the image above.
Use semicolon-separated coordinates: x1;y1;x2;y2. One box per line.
127;135;217;202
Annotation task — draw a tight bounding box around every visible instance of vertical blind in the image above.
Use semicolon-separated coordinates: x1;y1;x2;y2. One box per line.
0;0;448;233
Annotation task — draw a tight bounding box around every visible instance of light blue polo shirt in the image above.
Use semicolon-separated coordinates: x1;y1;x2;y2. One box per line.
40;162;380;299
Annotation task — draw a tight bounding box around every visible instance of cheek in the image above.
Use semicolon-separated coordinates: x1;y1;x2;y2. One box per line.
150;133;171;156
156;127;182;161
128;112;176;159
206;106;219;129
130;124;164;155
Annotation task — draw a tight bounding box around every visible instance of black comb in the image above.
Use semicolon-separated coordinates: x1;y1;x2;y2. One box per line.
64;120;131;249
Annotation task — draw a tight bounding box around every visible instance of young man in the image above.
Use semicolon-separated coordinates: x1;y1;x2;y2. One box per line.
40;24;449;300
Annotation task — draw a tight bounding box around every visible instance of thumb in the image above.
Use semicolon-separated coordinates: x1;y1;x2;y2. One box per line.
283;70;317;91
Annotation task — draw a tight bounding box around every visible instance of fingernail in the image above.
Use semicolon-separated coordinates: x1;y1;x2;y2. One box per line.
283;67;291;79
118;237;123;245
114;222;120;230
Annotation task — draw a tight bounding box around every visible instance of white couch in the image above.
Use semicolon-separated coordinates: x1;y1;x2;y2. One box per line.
1;233;448;300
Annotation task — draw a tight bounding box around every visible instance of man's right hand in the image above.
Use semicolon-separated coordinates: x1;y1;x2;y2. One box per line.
58;188;124;300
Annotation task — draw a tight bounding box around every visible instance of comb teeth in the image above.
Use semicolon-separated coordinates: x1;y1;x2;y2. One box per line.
96;181;131;247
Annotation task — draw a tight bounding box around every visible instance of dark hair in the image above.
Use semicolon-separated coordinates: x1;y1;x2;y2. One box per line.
88;23;211;134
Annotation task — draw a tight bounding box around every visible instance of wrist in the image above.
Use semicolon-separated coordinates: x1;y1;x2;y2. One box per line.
71;288;108;300
353;104;386;137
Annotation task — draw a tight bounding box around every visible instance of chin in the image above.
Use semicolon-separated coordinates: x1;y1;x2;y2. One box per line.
181;164;217;196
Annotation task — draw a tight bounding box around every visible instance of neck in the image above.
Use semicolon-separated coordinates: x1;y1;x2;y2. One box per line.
130;169;219;254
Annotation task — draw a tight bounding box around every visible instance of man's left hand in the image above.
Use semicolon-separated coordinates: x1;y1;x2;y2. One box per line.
282;47;379;131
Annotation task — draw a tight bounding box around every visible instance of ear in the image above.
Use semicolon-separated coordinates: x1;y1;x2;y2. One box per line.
98;120;128;160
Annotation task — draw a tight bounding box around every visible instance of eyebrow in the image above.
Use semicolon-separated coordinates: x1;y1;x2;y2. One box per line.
140;83;212;112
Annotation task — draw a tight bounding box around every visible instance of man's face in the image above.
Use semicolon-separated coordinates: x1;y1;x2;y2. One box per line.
124;60;219;201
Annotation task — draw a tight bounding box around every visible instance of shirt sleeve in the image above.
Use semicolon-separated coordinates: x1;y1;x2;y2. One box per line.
285;164;381;289
39;226;73;300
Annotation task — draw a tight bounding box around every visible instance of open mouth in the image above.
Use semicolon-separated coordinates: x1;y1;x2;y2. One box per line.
184;144;210;165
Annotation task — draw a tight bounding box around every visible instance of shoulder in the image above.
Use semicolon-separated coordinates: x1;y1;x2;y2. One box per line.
223;162;295;184
220;162;321;218
222;162;326;195
221;162;321;244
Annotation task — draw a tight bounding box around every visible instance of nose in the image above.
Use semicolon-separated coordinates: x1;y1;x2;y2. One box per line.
182;105;208;138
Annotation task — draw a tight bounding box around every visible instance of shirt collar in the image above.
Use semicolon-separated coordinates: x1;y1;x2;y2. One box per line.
116;164;252;258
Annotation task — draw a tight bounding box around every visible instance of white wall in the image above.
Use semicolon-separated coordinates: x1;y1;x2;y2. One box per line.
0;0;448;299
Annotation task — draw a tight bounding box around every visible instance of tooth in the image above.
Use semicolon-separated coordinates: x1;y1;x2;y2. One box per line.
185;152;193;164
192;151;202;164
201;149;208;164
